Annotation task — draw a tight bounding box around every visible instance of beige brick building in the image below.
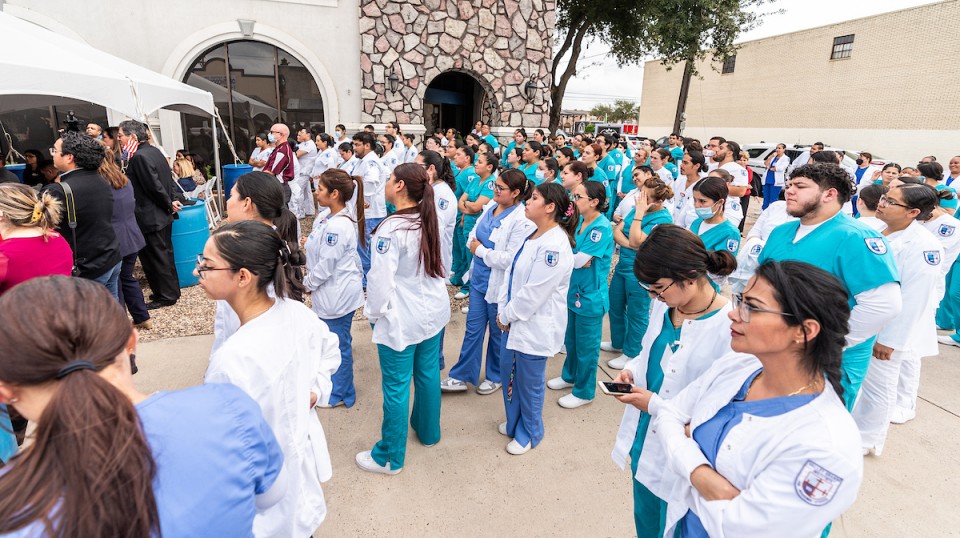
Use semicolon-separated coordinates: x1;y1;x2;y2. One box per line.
636;0;960;163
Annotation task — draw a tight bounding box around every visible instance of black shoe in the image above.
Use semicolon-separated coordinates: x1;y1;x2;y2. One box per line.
145;300;176;310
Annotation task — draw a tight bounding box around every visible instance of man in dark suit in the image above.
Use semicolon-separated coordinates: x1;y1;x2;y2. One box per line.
44;132;122;296
118;120;182;309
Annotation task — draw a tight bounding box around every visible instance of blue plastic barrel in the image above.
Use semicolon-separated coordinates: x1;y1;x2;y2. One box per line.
222;163;253;199
6;164;25;182
171;199;210;288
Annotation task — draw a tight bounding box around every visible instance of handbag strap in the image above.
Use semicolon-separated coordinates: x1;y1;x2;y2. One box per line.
58;182;79;270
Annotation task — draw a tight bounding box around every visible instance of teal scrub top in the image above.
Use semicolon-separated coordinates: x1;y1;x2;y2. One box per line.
569;214;614;316
617;208;672;275
620;161;635;194
670;145;684;164
605;149;624;179
451;160;461;179
758;212;900;309
691;218;741;255
665;162;679;180
461;172;494;233
590;166;610;185
483;134;499;149
501;141;524;167
937;185;958;212
519;161;540;184
454;165;475;199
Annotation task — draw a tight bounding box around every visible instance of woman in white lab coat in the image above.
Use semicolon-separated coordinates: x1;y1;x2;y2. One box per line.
303;168;366;408
609;224;735;537
853;184;945;448
494;182;576;455
200;220;341;537
620;260;863;537
761;143;790;210
356;163;451;475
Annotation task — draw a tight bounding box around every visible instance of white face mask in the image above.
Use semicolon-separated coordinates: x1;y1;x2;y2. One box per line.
703;149;715;158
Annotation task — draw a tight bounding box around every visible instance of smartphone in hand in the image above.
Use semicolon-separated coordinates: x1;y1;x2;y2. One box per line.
598;380;633;395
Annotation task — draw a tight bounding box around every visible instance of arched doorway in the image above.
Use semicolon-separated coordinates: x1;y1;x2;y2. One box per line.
180;40;325;167
424;71;493;139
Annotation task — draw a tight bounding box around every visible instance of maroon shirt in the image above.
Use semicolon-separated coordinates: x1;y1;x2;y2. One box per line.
0;234;74;295
262;142;295;183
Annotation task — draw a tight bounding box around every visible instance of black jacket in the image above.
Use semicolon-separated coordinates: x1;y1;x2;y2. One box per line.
127;145;178;232
42;169;121;279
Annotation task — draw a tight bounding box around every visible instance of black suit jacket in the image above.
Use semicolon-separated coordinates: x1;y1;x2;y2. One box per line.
127;144;178;232
42;169;121;279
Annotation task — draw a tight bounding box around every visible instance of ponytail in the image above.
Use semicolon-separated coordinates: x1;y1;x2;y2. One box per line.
319;168;366;247
0;183;62;236
0;276;159;537
352;175;367;247
383;163;445;279
212;220;296;299
419;150;455;191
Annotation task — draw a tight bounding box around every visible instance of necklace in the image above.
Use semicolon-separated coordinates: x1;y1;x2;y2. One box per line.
677;287;718;316
747;371;822;398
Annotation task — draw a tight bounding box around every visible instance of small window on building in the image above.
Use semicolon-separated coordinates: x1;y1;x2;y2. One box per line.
721;55;736;74
831;34;855;59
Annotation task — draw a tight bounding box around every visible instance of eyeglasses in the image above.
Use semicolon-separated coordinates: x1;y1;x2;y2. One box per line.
493;183;509;193
48;147;61;156
877;195;912;210
732;293;795;323
638;280;675;301
195;255;234;279
572;193;595;201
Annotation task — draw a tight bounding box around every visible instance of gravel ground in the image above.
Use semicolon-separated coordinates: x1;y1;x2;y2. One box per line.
136;199;762;342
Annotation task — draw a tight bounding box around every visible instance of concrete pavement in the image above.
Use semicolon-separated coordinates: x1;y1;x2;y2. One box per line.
134;318;960;536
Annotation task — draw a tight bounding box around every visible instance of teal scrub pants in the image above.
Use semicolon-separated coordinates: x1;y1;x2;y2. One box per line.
371;331;443;469
936;261;960;340
451;221;469;287
561;310;604;400
609;266;650;358
841;337;876;412
630;412;668;538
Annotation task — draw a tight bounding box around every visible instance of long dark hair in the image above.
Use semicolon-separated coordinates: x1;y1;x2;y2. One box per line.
319;168;366;247
499;169;534;204
753;261;849;399
419;149;455;191
536;182;578;247
634;224;737;286
212;220;297;299
0;276;159;537
380;163;444;278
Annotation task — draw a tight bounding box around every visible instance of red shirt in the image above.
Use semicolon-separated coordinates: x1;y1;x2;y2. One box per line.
0;233;74;295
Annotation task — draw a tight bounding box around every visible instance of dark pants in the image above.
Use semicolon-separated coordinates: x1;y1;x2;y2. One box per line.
139;224;181;304
118;252;150;324
739;194;751;233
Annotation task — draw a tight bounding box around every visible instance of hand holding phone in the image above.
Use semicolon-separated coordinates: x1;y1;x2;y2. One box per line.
598;380;634;395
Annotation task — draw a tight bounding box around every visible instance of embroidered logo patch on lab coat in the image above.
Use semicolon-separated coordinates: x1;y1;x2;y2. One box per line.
589;229;603;243
726;239;740;252
939;224;956;237
794;460;843;506
376;237;391;254
545;250;559;267
749;244;763;257
925;251;941;265
864;237;887;255
325;233;338;246
439;198;449;210
729;199;741;212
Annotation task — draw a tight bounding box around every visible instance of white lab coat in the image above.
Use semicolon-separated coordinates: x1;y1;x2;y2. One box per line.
654;166;673;184
857;215;885;232
470;200;537;303
381;147;402;174
404;144;419;164
432;180;458;276
670;175;703;230
612;300;735;476
720;162;750;190
365;214;451;351
922;213;960;276
211;284;275;358
725;196;743;230
296;141;318;176
645;352;863;538
304;209;364;319
338;156;359;175
496;225;573;356
205;298;341;538
355;152;386;218
763;154;790;187
310;147;339;184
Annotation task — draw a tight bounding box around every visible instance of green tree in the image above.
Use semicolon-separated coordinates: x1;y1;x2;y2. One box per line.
611;99;641;123
590;104;613;121
549;0;771;133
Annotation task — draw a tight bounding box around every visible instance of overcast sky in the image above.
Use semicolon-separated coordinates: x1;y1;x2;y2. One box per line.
562;0;937;111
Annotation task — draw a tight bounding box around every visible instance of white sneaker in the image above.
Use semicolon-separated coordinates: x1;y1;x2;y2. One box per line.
559;344;566;354
558;393;593;409
460;305;469;314
607;354;632;370
440;377;468;392
600;341;622;353
890;407;916;424
355;450;401;475
498;422;509;436
938;335;960;347
506;439;531;455
477;380;502;395
316;400;346;409
454;290;470;300
546;377;573;390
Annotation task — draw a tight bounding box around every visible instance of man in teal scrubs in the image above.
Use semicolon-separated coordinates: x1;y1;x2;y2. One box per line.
759;163;901;410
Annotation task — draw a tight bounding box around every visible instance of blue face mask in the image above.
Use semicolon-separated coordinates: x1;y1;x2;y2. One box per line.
267;133;276;143
335;131;343;138
535;169;546;181
695;204;717;220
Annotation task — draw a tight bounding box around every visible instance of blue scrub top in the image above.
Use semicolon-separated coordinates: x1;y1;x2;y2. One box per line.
681;369;817;537
765;156;782;185
758;213;899;309
462;173;494;233
569;214;614;316
617;207;672;275
471;204;518;294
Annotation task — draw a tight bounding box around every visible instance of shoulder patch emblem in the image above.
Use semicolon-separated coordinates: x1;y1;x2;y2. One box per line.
325;232;338;246
729;199;741;212
589;229;603;243
726;238;740;252
545;250;559;267
795;460;843;506
439;198;450;210
375;236;391;254
749;243;763;257
939;224;956;237
925;250;941;266
864;237;887;255
485;179;494;190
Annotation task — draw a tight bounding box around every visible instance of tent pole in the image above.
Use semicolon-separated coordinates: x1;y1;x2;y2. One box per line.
212;114;224;214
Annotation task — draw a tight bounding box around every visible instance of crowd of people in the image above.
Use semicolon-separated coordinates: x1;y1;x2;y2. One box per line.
0;117;958;537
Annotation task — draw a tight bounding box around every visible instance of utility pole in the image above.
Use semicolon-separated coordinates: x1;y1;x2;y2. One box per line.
672;59;693;135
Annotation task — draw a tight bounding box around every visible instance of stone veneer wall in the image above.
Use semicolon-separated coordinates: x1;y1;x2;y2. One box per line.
358;0;554;127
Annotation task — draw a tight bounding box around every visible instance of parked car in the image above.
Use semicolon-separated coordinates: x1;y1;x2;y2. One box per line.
624;135;647;152
743;143;889;179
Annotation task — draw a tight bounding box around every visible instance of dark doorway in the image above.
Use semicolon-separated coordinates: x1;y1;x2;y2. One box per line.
423;71;486;140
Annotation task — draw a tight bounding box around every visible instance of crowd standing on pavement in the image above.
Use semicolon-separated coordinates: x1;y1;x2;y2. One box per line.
0;114;958;537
